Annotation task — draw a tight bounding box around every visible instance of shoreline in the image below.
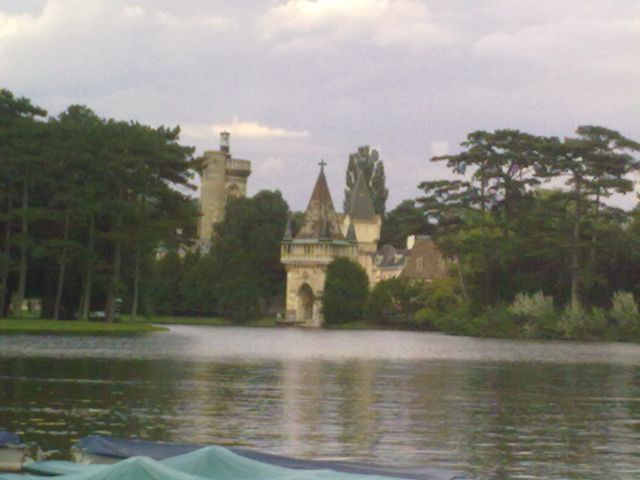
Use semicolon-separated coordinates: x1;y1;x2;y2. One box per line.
0;319;168;335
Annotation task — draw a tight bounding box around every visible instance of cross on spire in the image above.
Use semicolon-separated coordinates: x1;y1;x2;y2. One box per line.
319;159;327;171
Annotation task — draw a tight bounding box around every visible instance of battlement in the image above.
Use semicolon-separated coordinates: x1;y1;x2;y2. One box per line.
226;159;251;177
281;241;356;266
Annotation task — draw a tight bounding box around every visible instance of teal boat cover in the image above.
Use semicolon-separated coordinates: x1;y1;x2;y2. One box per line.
71;436;466;480
16;447;468;480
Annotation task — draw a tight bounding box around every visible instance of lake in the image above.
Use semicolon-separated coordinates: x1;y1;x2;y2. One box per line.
1;326;639;479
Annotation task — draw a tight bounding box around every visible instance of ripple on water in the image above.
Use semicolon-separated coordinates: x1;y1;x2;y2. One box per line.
1;326;639;480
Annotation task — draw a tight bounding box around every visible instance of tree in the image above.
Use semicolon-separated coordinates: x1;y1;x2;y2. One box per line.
322;257;369;324
0;89;47;316
379;200;432;248
208;190;290;320
343;146;388;215
535;127;640;311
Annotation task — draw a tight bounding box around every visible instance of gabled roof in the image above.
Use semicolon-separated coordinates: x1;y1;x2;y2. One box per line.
347;169;376;220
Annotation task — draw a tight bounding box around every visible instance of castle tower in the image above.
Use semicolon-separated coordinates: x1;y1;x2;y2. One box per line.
197;132;251;249
281;162;357;327
341;169;382;283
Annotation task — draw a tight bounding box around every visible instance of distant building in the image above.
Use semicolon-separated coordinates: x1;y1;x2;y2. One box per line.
280;162;358;326
197;132;251;249
281;162;450;327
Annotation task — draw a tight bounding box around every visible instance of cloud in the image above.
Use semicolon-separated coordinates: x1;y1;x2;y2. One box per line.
182;120;309;140
0;1;231;43
430;141;449;157
262;0;455;50
474;16;640;75
121;4;234;30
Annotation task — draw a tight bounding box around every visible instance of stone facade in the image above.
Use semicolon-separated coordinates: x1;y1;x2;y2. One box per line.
280;163;357;326
281;163;450;328
197;132;251;249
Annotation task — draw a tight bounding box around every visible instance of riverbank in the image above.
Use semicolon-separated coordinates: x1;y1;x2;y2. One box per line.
0;319;168;335
143;316;277;328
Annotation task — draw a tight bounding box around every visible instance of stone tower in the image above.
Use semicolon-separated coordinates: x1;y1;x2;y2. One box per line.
281;162;358;327
197;132;251;248
341;169;382;282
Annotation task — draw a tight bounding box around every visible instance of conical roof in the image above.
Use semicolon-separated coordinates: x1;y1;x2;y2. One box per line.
306;165;334;211
347;169;376;220
295;163;344;240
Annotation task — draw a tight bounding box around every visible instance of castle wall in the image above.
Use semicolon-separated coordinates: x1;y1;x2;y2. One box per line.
281;241;357;327
284;264;327;327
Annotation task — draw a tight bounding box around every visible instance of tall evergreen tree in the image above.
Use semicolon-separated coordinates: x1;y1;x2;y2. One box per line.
343;146;388;215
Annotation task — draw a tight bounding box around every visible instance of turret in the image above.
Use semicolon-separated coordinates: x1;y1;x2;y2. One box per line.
220;131;230;153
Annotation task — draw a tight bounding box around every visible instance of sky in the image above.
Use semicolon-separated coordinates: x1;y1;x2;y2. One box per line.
1;0;639;211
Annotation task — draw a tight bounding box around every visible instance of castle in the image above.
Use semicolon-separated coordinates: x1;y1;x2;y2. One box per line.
197;132;251;249
196;134;447;327
280;162;449;327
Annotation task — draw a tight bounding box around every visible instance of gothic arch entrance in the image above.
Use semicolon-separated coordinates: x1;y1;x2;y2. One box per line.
297;283;315;322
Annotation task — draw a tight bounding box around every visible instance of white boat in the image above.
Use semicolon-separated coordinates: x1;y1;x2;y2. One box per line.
0;431;27;472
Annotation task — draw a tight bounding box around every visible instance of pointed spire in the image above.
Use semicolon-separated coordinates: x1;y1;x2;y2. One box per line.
283;216;293;241
348;168;376;219
296;161;345;240
346;222;357;242
307;162;335;211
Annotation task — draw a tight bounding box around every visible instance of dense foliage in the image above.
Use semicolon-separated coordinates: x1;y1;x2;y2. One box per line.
366;126;640;341
322;257;369;324
148;190;290;321
343;146;388;215
379;200;433;248
0;90;199;322
419;127;640;313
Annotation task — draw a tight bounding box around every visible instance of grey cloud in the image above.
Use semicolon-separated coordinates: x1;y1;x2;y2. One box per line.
1;0;638;211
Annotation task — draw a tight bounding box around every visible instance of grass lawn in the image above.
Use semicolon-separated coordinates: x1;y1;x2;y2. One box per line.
0;318;168;335
145;316;278;328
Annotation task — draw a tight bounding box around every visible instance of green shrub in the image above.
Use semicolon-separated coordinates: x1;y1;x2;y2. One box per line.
323;257;369;324
559;305;610;340
365;277;416;325
587;307;608;338
510;292;557;338
610;291;639;328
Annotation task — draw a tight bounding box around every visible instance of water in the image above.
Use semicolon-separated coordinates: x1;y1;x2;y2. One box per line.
1;326;640;479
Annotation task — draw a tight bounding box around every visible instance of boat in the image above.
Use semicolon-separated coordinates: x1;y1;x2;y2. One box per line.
0;431;27;472
66;435;469;480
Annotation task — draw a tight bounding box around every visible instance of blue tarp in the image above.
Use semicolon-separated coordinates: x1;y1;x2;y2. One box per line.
0;432;23;448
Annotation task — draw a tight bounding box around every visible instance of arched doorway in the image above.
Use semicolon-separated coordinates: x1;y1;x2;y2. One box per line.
297;284;314;321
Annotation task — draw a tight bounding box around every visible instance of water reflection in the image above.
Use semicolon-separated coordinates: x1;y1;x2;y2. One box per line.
1;327;640;479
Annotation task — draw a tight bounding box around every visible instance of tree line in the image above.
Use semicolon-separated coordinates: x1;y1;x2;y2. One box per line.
370;127;640;340
0;89;199;322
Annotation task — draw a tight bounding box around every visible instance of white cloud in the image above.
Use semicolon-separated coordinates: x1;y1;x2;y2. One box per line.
474;16;640;75
262;0;455;50
122;5;234;30
0;1;233;43
182;120;309;140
